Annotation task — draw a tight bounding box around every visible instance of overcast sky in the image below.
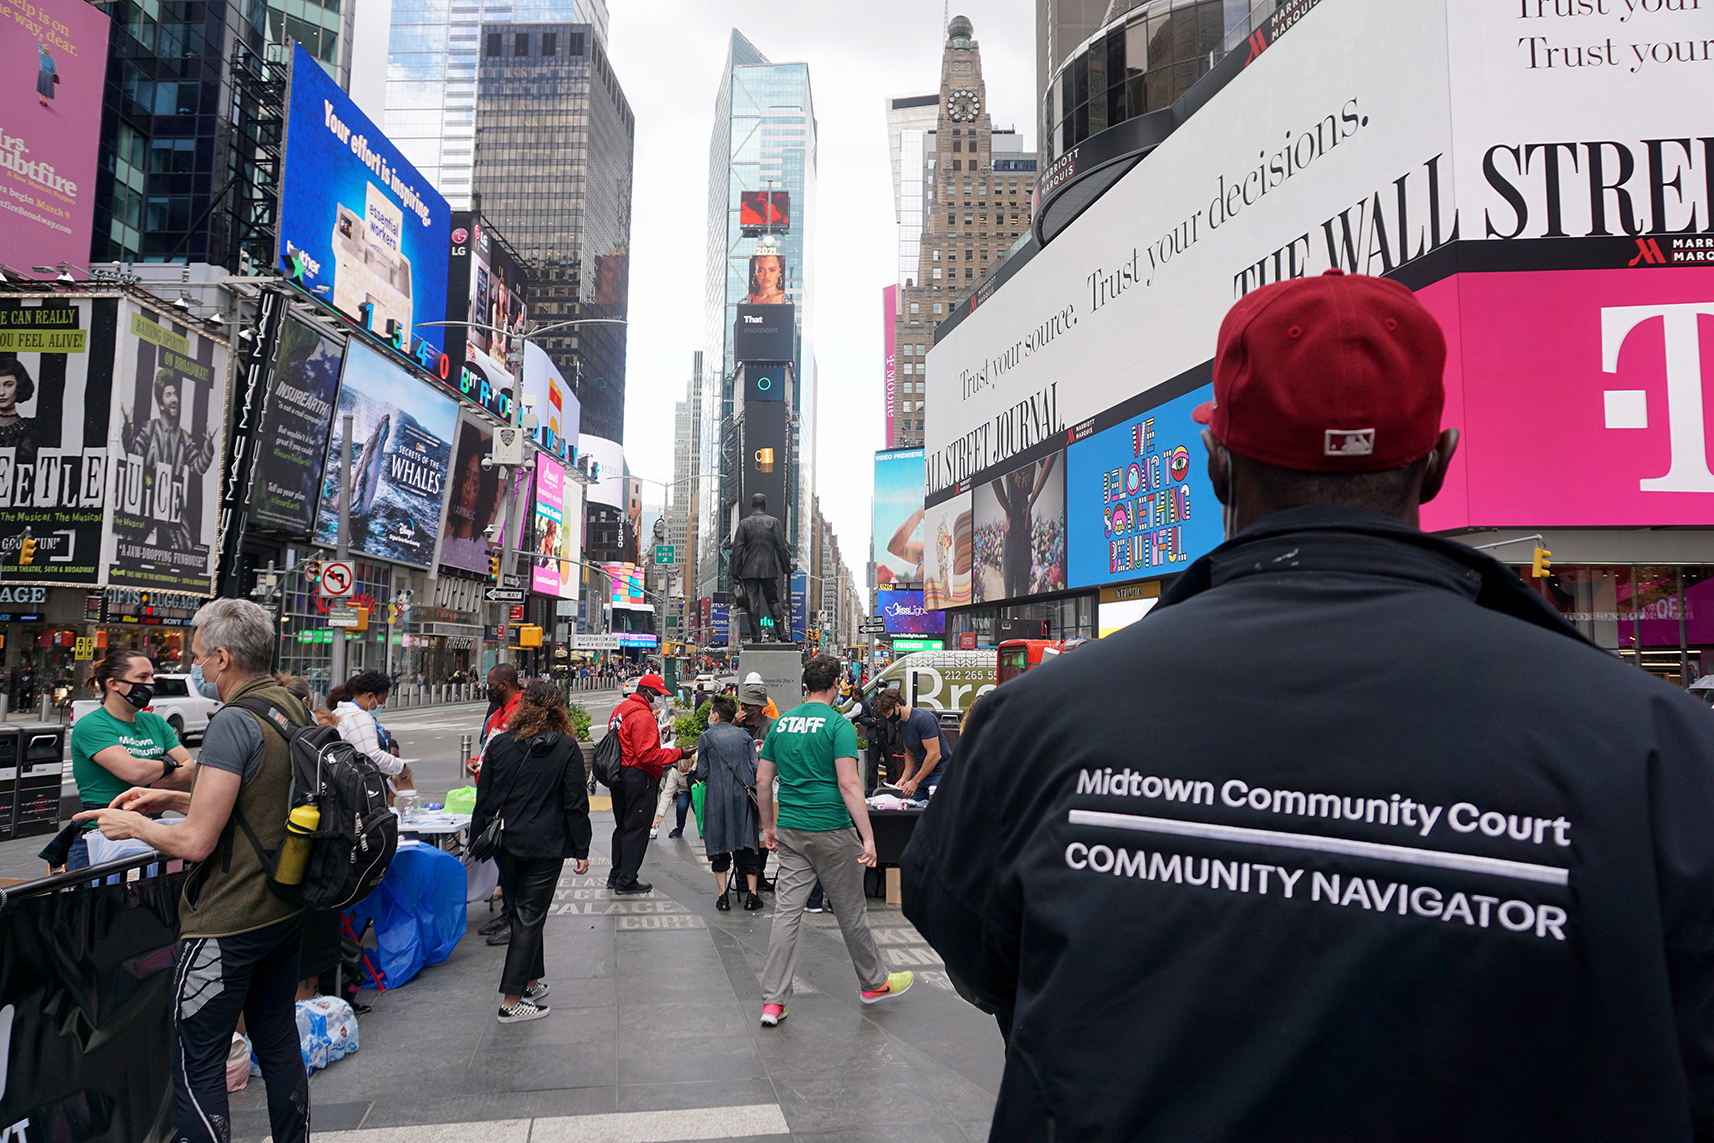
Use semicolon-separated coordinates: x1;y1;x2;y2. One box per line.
606;0;1036;576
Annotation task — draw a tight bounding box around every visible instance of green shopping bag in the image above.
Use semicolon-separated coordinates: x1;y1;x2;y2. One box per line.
444;785;478;815
690;780;706;835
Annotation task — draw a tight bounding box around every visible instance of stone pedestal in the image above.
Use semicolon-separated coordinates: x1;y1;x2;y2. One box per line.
739;644;803;713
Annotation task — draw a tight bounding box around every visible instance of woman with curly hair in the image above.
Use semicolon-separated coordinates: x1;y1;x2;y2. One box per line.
472;680;592;1023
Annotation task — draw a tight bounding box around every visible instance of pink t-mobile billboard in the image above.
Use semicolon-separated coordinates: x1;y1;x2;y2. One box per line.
1;0;109;271
1418;265;1714;532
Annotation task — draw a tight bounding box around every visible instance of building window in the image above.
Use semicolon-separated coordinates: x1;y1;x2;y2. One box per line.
932;268;942;279
965;267;974;279
948;213;955;226
980;249;989;260
932;249;940;261
486;33;502;56
515;32;529;55
910;302;920;314
933;303;944;314
952;159;962;171
952;140;962;153
964;213;973;225
541;32;557;55
570;31;585;56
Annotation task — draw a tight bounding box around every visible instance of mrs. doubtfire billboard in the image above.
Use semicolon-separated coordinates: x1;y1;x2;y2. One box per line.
277;43;450;372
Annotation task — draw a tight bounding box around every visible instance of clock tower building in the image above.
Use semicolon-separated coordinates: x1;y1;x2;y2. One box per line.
889;14;1034;449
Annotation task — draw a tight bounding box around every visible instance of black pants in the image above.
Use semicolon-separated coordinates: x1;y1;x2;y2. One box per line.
173;914;308;1143
609;765;658;886
711;847;764;876
495;852;563;996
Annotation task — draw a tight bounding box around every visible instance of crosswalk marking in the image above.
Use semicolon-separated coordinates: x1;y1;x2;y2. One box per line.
292;1103;791;1142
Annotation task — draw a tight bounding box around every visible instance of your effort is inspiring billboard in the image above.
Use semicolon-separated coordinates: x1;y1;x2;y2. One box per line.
924;0;1714;582
278;43;451;372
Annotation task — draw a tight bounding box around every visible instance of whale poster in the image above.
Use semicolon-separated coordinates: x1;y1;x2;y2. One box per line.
312;340;456;567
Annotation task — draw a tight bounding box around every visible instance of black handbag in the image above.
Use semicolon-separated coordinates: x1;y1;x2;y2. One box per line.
468;740;523;863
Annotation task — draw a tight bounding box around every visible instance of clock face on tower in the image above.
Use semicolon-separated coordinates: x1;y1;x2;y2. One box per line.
946;88;980;123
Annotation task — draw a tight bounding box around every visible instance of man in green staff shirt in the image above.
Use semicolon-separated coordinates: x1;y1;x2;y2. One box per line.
755;653;912;1027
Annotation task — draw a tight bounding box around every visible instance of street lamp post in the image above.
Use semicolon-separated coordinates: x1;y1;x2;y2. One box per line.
418;317;625;667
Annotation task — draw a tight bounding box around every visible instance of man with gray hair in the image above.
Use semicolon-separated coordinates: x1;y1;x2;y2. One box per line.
77;597;310;1143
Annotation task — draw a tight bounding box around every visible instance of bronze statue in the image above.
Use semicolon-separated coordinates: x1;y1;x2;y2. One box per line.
730;493;792;643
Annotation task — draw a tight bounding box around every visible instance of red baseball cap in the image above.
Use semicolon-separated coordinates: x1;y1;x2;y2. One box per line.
1193;270;1447;472
637;673;667;694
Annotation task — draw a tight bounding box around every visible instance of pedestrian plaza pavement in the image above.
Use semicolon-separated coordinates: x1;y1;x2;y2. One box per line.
230;808;1005;1142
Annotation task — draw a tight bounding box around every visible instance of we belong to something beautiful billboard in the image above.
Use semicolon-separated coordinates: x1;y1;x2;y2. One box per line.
925;0;1714;544
277;43;450;373
0;0;109;273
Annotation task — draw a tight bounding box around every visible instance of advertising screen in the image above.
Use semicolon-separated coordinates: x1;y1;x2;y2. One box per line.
1065;384;1224;589
734;304;794;364
604;562;646;607
531;456;578;598
882;285;897;445
0;298;116;584
972;448;1065;602
746;251;789;305
791;571;807;642
1;0;109;274
277;43;450;370
246;314;344;536
444;213;526;418
1098;583;1161;638
104;303;230;594
921;489;972;611
523;342;579;461
438;413;504;573
880;589;946;636
579;433;625;510
312;340;458;567
739;191;790;230
873;447;925;587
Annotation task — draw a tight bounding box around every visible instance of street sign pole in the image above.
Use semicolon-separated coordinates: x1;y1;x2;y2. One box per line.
331;412;353;686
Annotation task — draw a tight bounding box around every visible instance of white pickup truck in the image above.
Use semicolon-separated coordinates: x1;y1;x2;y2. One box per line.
68;673;222;743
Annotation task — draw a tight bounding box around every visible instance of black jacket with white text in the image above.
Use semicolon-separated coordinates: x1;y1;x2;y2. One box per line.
902;505;1714;1143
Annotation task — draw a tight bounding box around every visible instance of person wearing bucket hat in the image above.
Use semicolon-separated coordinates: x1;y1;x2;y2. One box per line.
903;270;1714;1141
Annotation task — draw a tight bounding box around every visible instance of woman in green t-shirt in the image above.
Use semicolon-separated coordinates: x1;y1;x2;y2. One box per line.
65;649;196;870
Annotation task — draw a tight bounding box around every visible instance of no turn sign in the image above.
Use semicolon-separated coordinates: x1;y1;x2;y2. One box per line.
319;561;355;598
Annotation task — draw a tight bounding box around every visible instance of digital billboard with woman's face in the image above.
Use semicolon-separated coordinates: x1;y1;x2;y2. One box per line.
747;254;787;305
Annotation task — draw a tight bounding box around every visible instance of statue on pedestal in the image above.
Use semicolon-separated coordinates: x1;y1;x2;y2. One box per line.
730;492;792;643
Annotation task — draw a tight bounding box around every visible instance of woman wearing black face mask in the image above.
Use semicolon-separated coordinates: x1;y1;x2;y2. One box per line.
64;649;196;870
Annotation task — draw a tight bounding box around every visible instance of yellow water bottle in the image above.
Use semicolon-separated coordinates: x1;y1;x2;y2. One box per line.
275;804;321;885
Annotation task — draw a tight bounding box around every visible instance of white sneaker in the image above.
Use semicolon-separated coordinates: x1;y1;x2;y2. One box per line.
649;827;659;839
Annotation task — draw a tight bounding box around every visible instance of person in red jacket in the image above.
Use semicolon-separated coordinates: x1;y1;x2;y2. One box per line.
607;674;691;894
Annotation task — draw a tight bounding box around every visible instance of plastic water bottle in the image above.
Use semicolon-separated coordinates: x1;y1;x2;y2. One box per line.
276;804;321;885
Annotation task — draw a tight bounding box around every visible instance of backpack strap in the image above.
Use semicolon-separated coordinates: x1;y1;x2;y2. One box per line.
228;695;308;742
221;696;308;874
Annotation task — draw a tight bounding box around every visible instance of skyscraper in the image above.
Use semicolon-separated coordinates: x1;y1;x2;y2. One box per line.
888;15;1036;448
696;31;817;607
385;0;610;211
886;93;940;289
471;22;634;443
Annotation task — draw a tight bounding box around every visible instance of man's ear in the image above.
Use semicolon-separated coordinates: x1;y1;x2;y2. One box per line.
1202;430;1232;506
1419;428;1461;504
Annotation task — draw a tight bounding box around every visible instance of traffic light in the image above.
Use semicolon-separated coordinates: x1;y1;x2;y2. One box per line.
1531;546;1552;578
304;557;322;584
17;535;35;564
489;554;500;581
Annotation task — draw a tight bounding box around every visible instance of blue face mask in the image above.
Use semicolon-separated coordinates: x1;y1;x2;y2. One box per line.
190;660;222;700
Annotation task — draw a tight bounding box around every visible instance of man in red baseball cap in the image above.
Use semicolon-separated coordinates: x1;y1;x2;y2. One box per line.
606;672;689;894
905;270;1714;1141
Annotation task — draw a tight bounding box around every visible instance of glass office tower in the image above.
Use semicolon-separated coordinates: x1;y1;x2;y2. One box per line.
697;31;818;604
385;0;609;210
472;22;634;445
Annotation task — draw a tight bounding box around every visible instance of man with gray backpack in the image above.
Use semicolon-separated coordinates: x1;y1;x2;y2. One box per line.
77;599;397;1143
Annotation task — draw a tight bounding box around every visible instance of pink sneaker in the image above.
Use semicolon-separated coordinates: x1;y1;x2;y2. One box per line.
760;1003;787;1026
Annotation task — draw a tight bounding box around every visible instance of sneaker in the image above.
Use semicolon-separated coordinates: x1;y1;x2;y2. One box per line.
485;926;512;946
667;828;683;838
497;998;550;1023
524;980;550;1002
612;879;653;895
860;971;914;1004
648;827;659;839
744;892;764;910
759;1003;787;1026
478;915;508;937
716;892;731;912
804;903;825;914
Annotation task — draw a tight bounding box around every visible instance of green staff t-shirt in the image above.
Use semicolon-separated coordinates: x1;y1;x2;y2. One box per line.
70;706;179;825
762;701;861;832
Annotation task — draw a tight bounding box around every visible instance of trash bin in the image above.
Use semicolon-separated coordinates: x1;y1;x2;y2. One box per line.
15;724;66;839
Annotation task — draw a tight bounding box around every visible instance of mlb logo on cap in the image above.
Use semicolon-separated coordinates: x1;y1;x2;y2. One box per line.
1193;270;1447;473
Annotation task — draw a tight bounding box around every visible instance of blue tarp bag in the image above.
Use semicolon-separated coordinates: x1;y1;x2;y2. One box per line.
346;843;467;987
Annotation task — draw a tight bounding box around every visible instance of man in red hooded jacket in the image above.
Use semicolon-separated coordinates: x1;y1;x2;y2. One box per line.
607;674;689;893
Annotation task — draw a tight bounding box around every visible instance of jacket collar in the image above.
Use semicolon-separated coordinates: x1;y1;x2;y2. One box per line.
1158;504;1591;646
